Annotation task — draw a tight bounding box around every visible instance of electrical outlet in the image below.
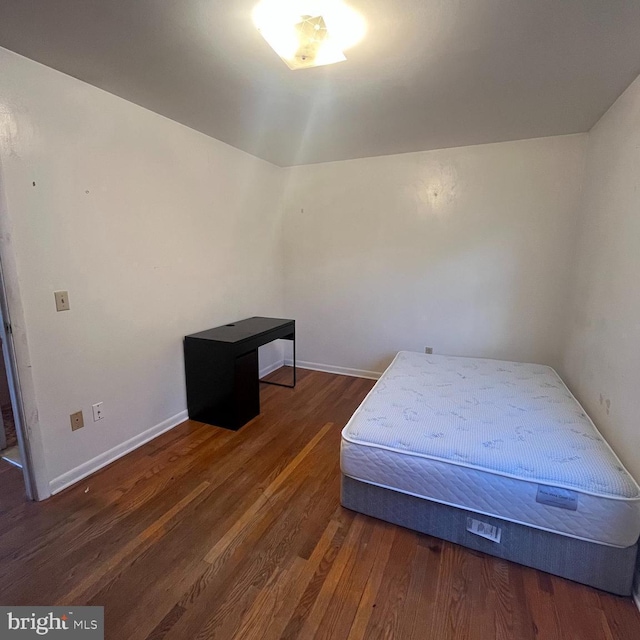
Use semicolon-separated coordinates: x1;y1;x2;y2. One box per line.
70;411;84;431
92;402;104;422
54;290;70;312
425;346;433;354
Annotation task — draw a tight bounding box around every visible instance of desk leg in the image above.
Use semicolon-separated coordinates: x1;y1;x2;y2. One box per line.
260;333;296;389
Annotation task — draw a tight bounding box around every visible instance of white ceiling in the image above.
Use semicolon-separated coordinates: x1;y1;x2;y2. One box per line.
1;1;640;166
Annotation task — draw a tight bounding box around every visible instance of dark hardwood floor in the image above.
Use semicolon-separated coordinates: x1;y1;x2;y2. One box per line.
1;367;639;639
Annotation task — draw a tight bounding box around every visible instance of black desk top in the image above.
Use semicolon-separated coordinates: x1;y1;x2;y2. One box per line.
186;317;295;344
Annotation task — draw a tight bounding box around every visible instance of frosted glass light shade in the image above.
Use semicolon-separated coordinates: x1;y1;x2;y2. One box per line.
253;0;366;70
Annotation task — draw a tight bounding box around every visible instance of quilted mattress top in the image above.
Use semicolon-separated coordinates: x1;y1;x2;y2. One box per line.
342;352;640;500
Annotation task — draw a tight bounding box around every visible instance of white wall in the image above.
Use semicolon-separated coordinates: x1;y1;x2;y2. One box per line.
282;136;587;375
0;48;284;496
561;75;640;483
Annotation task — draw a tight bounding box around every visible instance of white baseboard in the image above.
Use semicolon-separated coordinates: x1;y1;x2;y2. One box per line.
49;410;189;495
634;581;640;613
285;358;381;380
259;358;285;378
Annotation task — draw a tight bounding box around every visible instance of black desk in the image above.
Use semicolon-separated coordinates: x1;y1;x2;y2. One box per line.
184;317;295;430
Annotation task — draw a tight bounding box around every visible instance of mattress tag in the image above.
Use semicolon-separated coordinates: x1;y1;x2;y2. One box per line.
536;485;578;511
466;517;502;543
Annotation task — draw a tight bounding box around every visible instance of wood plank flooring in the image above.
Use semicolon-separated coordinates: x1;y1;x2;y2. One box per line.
0;367;639;639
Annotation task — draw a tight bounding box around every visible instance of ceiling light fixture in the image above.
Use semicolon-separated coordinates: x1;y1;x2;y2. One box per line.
252;0;366;70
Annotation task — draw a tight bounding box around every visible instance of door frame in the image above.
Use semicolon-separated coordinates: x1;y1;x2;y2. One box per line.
0;260;37;500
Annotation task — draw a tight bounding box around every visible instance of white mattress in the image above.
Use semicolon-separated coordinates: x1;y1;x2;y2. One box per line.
341;352;640;548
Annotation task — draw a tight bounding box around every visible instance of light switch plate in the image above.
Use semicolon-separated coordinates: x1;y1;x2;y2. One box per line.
54;291;70;312
70;411;84;431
